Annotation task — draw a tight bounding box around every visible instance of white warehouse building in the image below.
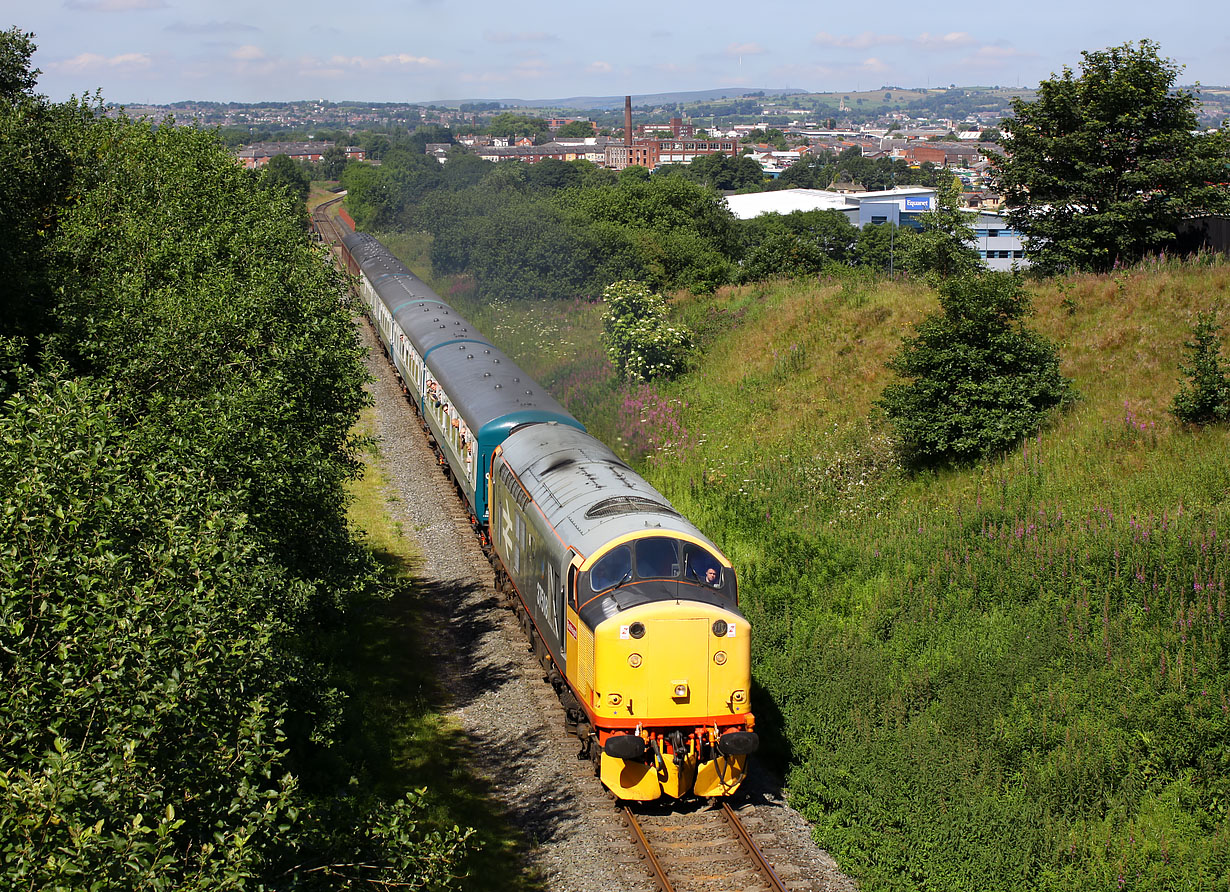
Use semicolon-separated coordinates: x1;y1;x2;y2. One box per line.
724;187;1027;271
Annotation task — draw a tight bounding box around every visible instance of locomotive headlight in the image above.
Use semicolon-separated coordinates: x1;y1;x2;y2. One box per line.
712;620;729;637
607;693;622;706
673;682;690;699
629;622;645;639
713;651;728;665
628;653;642;668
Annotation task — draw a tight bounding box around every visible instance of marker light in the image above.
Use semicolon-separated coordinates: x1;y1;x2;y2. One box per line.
713;651;728;665
712;620;729;637
628;653;643;668
673;682;689;698
607;693;622;706
629;622;645;639
731;689;747;703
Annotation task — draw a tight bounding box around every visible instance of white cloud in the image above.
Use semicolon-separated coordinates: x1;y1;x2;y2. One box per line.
860;57;890;74
231;45;266;61
726;42;766;56
915;32;975;49
54;52;153;73
813;31;902;50
588;61;612;74
322;53;441;71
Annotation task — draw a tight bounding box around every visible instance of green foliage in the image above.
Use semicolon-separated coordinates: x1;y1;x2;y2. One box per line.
1171;310;1230;424
602;280;691;382
0;37;473;889
552;120;595;138
485;112;549;141
879;272;1074;466
0;27;39;99
994;40;1230;273
902;179;982;282
855;222;916;276
261;152;311;203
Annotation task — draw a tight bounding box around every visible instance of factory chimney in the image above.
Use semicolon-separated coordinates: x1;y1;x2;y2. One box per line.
624;95;633;146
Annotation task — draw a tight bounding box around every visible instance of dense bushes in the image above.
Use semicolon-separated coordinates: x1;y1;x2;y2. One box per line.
1;37;469;889
342;147;971;301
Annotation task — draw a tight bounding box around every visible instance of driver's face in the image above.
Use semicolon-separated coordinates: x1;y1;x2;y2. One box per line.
705;567;718;584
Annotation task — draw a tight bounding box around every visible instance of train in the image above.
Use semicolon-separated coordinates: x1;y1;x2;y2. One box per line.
340;229;758;801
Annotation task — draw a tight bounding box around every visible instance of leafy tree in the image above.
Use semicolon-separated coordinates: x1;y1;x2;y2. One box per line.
0;27;38;99
993;40;1230;273
879;272;1074;467
601;280;691;382
485;112;549;141
554;120;595;138
321;143;348;179
261;152;310;203
855;222;915;275
902;178;981;281
1171;310;1230;424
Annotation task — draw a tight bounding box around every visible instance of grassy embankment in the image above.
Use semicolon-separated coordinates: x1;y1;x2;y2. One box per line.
382;222;1230;892
310;191;542;892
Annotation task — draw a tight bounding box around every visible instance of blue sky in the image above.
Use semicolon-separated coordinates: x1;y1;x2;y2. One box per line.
16;0;1230;106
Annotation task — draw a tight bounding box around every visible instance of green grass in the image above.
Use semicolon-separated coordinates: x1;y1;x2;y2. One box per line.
379;228;1230;890
345;406;544;892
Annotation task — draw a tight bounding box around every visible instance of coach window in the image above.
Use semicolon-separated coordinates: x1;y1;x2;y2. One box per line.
590;545;632;592
636;537;679;579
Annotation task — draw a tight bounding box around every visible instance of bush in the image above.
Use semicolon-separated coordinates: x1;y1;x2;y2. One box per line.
878;272;1074;466
1171;310;1230;424
601;280;691;382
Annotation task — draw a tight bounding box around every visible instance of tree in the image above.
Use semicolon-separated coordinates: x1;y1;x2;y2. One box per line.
1171;310;1230;425
321;143;348;179
554;120;595;138
902;178;981;281
878;272;1074;467
993;40;1230;273
261;153;310;203
0;27;39;100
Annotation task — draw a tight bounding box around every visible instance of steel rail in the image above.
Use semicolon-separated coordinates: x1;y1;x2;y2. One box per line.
622;806;675;892
722;801;791;892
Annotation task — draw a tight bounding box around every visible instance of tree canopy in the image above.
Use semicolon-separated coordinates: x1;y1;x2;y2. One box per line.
993;40;1230;273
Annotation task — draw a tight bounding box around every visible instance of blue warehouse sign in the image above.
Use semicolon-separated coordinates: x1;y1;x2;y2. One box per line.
904;197;932;211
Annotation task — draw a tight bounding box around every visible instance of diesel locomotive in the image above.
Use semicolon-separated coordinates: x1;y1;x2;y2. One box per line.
341;230;758;800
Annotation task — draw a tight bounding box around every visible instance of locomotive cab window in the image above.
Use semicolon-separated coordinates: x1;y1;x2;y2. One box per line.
590;545;631;591
683;544;734;598
636;537;679;579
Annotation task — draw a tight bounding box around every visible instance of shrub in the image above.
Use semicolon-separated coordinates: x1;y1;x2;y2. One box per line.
601;280;691;382
878;272;1074;466
1171;310;1230;424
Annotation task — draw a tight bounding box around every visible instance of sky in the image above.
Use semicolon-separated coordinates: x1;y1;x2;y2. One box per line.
14;0;1230;107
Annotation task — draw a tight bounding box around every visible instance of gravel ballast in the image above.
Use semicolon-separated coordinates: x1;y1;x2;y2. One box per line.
355;315;857;892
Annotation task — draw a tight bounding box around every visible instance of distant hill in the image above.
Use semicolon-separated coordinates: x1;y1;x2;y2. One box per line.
425;88;804;110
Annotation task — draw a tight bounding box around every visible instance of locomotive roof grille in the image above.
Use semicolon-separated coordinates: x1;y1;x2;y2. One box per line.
584;496;680;519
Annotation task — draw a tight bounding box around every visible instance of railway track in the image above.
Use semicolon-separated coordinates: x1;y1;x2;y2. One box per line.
623;800;794;892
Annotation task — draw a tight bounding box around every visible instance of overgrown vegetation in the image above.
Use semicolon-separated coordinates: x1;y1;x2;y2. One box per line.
341;143;969;303
1;30;472;889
